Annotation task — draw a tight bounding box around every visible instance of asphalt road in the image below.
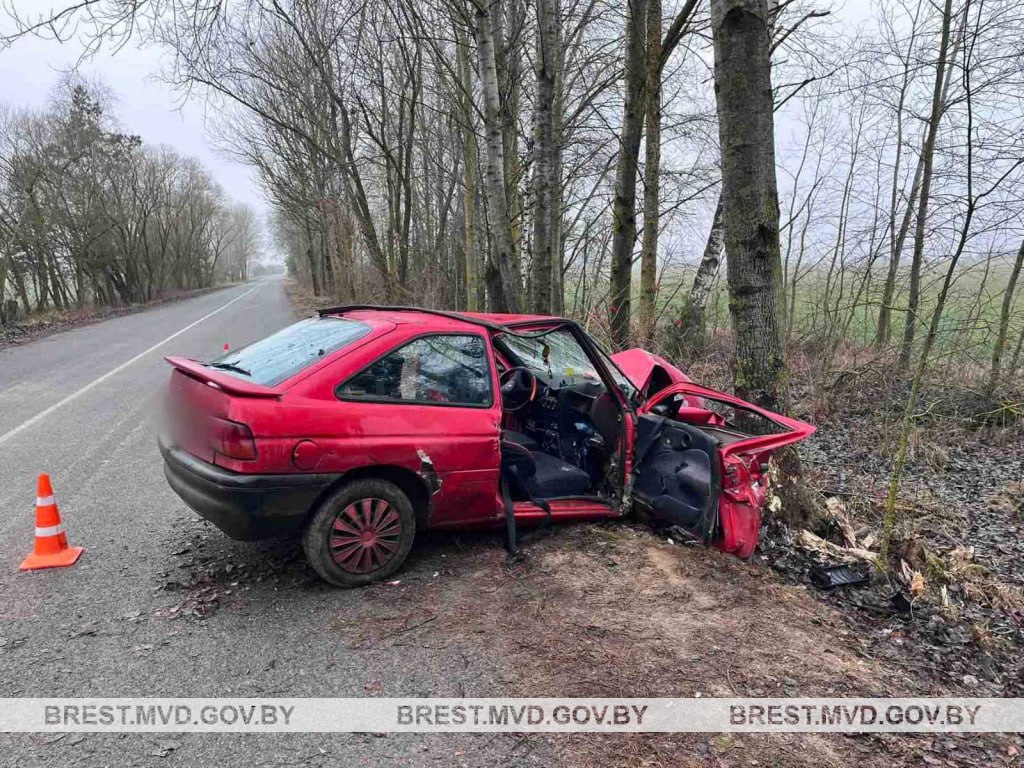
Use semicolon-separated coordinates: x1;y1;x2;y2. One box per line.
0;278;547;766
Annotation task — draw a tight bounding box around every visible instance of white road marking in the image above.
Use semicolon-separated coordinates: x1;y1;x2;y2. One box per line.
0;283;262;448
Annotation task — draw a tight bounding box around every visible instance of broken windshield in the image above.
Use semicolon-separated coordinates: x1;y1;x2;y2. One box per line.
208;316;370;386
496;328;637;400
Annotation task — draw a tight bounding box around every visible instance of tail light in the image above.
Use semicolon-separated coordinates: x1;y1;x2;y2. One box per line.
207;416;258;460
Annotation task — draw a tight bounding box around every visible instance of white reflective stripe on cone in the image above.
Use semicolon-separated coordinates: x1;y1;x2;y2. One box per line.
36;496;55;506
35;524;63;537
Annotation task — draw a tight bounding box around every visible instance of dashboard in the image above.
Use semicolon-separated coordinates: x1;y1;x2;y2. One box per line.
515;373;618;468
533;373;602;414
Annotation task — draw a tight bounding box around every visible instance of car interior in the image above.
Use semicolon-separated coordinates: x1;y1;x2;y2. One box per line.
492;327;626;503
648;391;789;445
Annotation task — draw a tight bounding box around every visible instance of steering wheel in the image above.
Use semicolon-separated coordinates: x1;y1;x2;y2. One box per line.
499;366;538;412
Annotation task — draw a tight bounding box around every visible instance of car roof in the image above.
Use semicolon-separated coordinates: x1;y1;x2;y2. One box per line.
319;305;565;332
459;311;560;326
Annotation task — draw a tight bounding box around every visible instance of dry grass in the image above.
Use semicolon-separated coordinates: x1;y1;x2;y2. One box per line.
283;278;323;317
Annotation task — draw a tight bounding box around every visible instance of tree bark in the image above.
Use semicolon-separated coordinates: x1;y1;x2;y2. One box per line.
496;0;524;306
474;0;522;313
609;0;647;347
691;195;725;314
711;0;787;412
457;25;481;311
0;253;8;323
675;192;724;353
550;41;565;315
638;0;662;343
530;0;559;314
1008;326;1024;383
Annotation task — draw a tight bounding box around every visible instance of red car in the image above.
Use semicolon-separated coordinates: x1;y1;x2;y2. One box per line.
160;306;814;587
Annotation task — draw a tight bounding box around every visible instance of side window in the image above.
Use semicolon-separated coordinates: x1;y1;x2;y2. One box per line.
337;334;492;406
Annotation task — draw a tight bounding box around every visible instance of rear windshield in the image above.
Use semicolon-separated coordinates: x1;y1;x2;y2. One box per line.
207;317;370;386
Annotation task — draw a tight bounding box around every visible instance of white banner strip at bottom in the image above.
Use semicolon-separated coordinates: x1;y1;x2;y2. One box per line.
1;698;1022;733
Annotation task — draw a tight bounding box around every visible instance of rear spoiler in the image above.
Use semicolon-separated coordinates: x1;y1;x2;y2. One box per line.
164;357;281;398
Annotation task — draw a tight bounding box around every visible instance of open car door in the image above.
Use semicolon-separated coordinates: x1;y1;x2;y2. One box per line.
633;382;815;559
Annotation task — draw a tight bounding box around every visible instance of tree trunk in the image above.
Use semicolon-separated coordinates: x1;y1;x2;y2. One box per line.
899;0;955;368
550;29;566;315
882;0;976;563
675;192;724;353
474;0;522;313
609;0;647;347
638;0;662;344
989;238;1024;396
337;100;393;297
875;156;923;348
874;2;922;349
0;253;8;324
531;0;559;314
10;256;30;314
1008;326;1024;383
878;8;962;351
498;0;524;304
457;26;480;311
711;0;787;412
397;48;421;288
305;223;322;296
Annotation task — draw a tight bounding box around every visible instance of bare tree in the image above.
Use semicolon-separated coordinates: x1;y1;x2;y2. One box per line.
898;0;956;367
608;0;647;346
989;238;1024;395
710;0;788;411
530;0;560;313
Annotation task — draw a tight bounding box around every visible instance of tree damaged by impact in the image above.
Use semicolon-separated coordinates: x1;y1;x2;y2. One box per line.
159;306;814;587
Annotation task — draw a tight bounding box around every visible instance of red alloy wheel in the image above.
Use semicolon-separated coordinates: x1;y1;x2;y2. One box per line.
329;498;402;574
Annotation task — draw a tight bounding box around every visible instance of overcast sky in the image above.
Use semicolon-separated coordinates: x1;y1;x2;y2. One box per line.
0;0;878;237
0;4;266;218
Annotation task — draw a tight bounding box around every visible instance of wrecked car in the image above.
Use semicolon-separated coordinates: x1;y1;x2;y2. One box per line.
159;306;814;587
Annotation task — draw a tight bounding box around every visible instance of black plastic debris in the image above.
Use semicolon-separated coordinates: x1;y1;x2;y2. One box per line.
810;564;870;590
890;590;913;615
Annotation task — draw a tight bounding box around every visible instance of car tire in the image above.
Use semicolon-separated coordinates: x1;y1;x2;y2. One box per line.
302;479;417;588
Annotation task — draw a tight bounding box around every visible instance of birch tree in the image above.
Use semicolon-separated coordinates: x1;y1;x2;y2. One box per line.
474;0;522;312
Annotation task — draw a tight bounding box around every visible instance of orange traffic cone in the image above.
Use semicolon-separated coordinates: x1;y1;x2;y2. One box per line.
19;474;84;571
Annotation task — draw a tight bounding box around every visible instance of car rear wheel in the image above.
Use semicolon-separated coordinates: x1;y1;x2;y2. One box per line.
302;479;416;587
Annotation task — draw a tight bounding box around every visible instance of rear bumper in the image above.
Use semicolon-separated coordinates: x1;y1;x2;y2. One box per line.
158;435;339;540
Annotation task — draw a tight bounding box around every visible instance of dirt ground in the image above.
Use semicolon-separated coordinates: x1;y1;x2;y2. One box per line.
159;513;1020;767
410;524;1022;767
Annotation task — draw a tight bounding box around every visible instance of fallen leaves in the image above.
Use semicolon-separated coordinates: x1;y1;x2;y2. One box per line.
154;579;236;621
909;571;926;598
898;559;926;598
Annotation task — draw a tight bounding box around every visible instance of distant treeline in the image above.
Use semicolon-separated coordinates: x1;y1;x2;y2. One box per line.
0;83;259;323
